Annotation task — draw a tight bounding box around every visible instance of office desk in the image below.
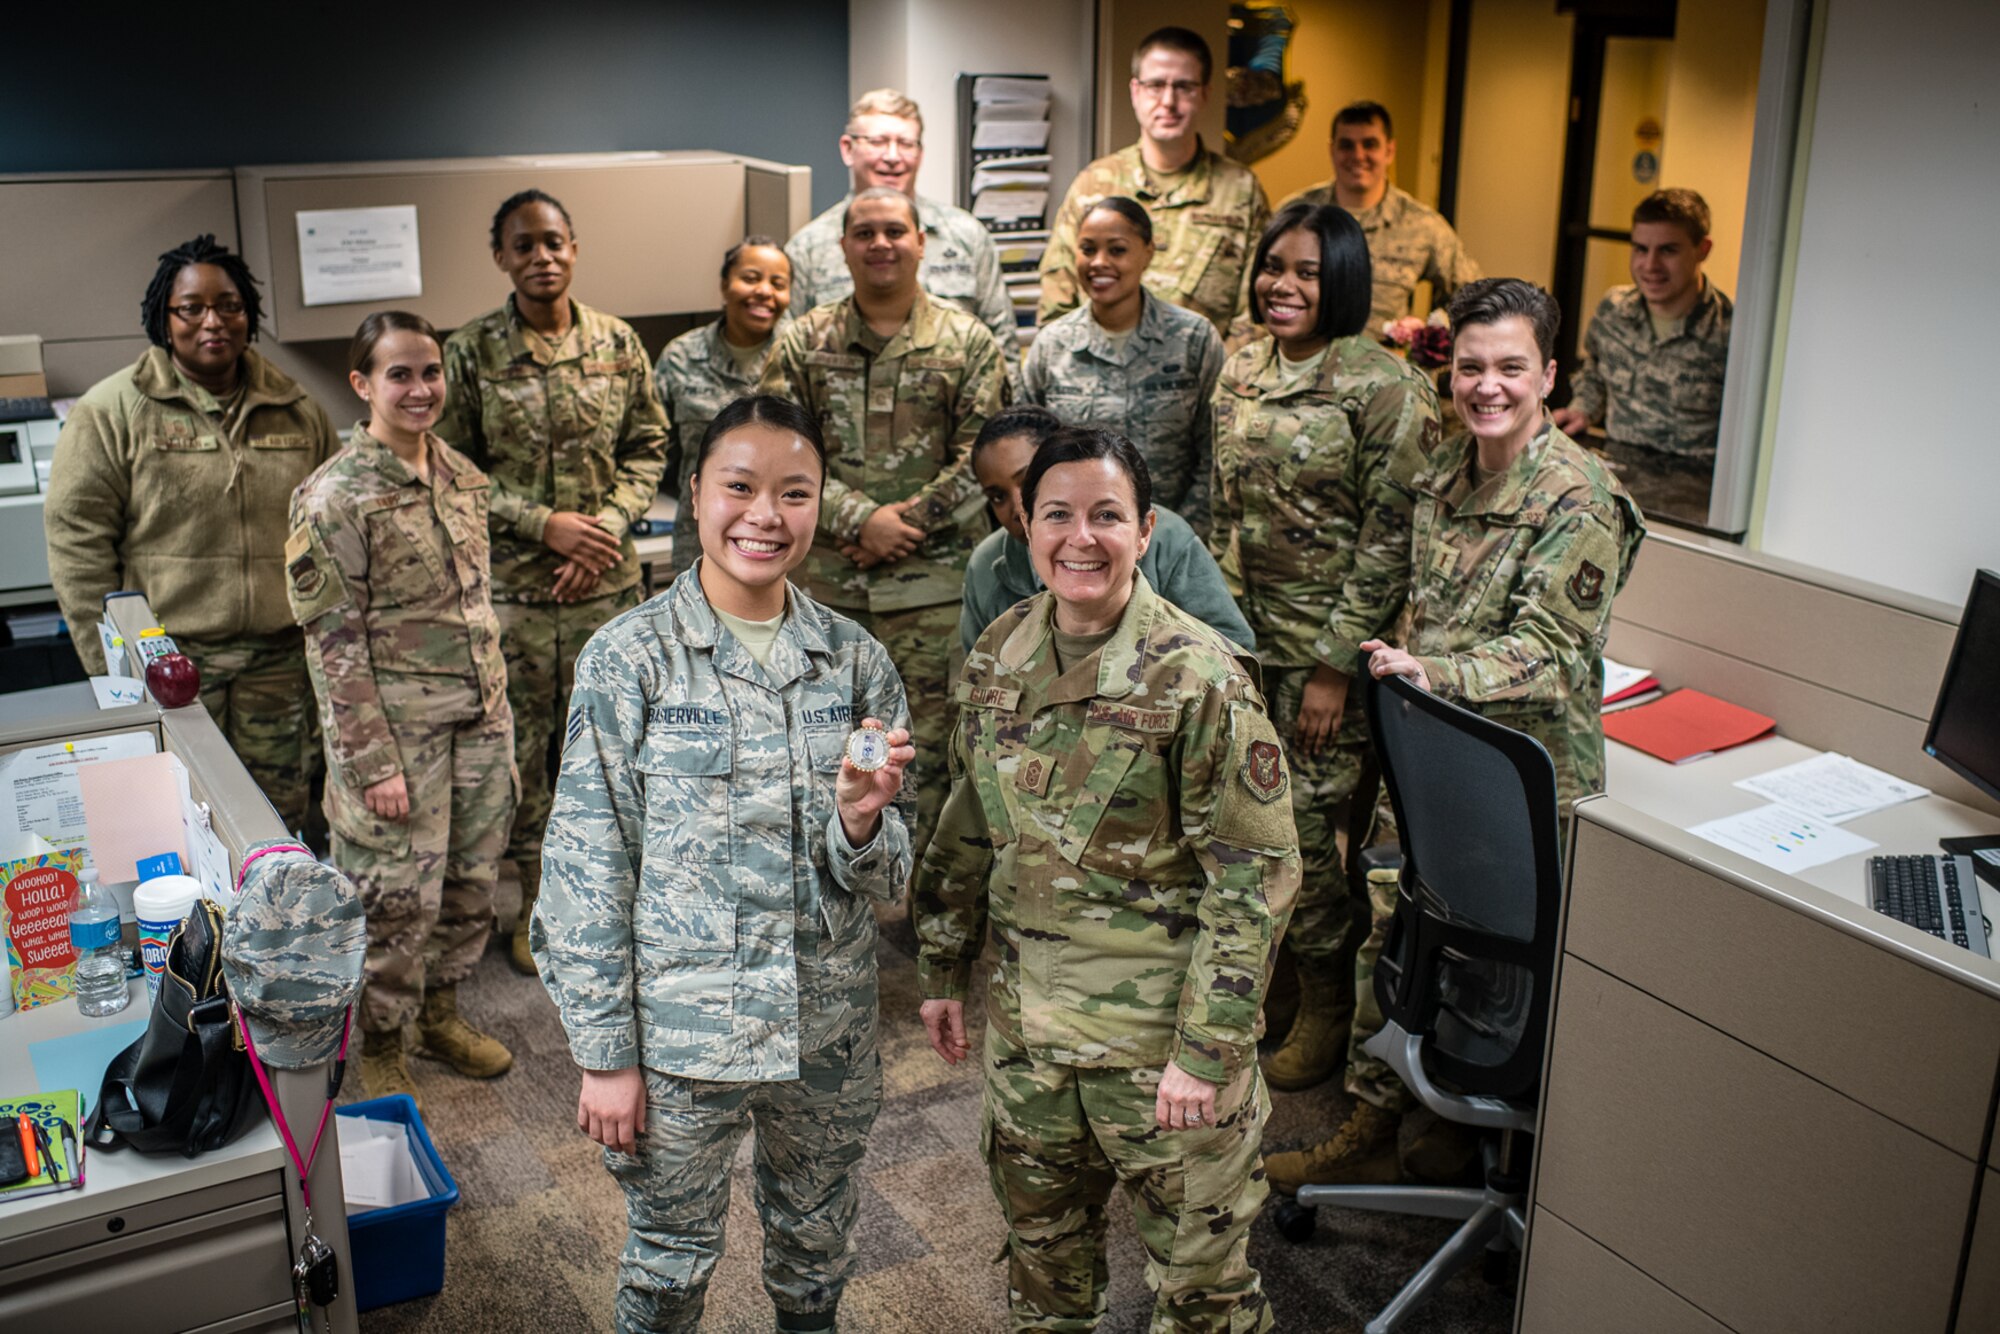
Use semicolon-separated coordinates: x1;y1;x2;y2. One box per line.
1516;737;2000;1332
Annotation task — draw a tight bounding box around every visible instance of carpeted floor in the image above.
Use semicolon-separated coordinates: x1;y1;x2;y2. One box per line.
344;879;1514;1333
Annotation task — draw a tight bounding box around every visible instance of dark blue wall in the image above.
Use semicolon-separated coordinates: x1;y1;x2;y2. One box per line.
6;2;848;215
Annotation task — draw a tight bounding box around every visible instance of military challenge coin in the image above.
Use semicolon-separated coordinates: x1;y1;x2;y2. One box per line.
845;727;890;772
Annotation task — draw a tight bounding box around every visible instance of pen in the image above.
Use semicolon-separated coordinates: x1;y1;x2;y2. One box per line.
61;1122;80;1189
16;1114;39;1180
32;1121;55;1183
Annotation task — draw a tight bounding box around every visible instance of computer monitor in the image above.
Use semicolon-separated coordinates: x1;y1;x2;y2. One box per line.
1924;569;2000;804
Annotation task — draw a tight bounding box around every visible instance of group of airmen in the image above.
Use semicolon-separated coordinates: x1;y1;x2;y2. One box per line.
38;22;1739;1333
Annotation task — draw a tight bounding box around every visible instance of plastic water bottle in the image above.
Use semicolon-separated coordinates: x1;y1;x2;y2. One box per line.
70;869;132;1017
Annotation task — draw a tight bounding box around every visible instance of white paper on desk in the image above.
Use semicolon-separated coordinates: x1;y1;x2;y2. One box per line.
0;731;157;848
76;750;191;883
1601;656;1653;700
296;205;422;307
1734;752;1930;824
1688;802;1877;873
89;675;147;709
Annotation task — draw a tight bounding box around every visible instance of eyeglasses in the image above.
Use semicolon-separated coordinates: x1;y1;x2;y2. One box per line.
1135;79;1203;101
849;134;921;154
168;298;247;323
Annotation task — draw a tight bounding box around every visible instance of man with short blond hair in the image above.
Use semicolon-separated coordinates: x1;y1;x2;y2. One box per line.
785;87;1019;384
1038;27;1270;334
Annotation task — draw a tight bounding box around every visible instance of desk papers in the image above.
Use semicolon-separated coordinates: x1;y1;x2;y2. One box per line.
1734;752;1930;824
296;205;422;307
0;732;156;849
1688;803;1877;873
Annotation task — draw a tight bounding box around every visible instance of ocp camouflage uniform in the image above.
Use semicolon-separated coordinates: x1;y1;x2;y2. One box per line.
915;575;1301;1333
530;570;914;1334
436;296;669;918
652;320;775;576
1211;335;1439;974
1566;278;1734;456
759;291;1006;852
45;346;338;833
1039;140;1271;335
1022;290;1226;532
286;426;514;1032
1345;423;1644;1109
786;192;1022;387
1274;183;1483;336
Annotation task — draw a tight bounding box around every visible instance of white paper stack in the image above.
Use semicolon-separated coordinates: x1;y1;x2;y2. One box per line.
338;1115;432;1213
971;74;1054;234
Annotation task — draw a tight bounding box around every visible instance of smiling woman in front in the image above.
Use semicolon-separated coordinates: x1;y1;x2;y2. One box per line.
914;426;1300;1332
531;394;915;1334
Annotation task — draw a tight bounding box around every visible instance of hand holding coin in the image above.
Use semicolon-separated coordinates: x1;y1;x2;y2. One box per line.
833;717;915;847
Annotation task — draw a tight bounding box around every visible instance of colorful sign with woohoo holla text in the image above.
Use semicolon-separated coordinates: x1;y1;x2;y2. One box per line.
3;845;84;1010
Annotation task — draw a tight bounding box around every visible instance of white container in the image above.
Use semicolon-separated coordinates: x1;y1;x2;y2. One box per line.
132;873;204;1002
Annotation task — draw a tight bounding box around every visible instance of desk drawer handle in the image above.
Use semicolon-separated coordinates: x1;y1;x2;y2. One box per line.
106;1217;126;1234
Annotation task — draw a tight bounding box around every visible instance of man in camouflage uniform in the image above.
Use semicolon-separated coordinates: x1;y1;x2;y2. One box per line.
916;573;1301;1333
531;571;914;1334
1269;279;1644;1193
1039;28;1270;335
1210;333;1440;1093
46;341;338;836
1555;188;1734;457
1277;102;1482;336
287;422;516;1100
760;188;1007;854
787;87;1020;387
1022;288;1226;532
436;294;668;972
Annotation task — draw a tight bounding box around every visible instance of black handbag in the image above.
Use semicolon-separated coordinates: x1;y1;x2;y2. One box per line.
85;897;265;1157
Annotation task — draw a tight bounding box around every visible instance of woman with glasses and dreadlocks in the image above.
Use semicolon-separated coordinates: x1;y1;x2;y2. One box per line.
46;234;339;836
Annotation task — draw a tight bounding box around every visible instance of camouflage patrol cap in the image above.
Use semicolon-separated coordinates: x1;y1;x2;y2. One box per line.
221;841;365;1069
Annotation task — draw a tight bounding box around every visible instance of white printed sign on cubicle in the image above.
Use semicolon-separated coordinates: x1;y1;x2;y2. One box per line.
296;205;423;307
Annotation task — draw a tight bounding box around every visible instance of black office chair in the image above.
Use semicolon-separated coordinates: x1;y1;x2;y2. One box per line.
1279;665;1566;1334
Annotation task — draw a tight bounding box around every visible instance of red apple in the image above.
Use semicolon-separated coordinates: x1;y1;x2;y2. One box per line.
145;652;202;709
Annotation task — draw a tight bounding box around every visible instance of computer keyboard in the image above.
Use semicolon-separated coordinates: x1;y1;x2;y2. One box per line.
1869;854;1976;949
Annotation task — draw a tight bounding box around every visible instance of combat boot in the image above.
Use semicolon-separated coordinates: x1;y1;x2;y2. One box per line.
1262;961;1352;1091
508;859;539;975
360;1027;419;1106
1264;1100;1402;1195
416;985;514;1078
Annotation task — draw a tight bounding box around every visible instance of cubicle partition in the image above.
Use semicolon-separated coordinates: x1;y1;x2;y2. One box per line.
1517;531;2000;1332
0;597;357;1332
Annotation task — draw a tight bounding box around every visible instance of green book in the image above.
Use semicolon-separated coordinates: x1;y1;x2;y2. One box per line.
0;1089;85;1202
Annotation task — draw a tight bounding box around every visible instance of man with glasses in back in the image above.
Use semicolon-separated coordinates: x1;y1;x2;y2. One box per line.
786;88;1021;388
1039;26;1270;336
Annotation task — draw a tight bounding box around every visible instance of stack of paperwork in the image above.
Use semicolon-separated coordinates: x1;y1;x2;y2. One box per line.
971;75;1053;232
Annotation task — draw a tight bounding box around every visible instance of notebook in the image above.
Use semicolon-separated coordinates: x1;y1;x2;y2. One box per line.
0;1088;85;1202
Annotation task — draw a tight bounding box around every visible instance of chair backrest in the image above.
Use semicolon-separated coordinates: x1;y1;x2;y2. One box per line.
1366;665;1566;1102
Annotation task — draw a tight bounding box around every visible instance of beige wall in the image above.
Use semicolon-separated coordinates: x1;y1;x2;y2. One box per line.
1096;0;1229;157
1248;0;1438;207
1579;37;1673;341
1660;0;1764;301
1453;0;1574;289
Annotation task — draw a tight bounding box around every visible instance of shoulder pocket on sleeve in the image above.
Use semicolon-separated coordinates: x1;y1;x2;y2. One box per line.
285;522;349;625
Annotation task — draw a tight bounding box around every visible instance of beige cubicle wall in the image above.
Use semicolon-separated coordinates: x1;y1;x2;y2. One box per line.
1605;527;1999;817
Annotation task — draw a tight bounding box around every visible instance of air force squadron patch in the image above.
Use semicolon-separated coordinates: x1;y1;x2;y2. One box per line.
1243;740;1287;803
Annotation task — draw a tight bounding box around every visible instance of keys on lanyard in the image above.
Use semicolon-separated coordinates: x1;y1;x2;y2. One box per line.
292;1207;338;1332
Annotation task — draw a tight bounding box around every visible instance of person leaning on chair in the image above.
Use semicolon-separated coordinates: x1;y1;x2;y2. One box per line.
1266;277;1645;1195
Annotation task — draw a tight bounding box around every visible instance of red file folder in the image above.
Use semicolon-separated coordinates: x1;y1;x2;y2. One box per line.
1601;688;1776;764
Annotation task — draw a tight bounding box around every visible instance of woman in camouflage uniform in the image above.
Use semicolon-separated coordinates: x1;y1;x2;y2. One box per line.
286;312;515;1102
533;395;915;1334
435;189;670;974
916;428;1301;1333
652;237;793;575
1209;202;1440;1095
1022;197;1226;532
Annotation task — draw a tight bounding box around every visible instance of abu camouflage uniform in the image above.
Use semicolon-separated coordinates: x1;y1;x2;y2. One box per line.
1210;335;1439;970
759;291;1006;852
1039;140;1271;335
1346;423;1644;1109
45;346;338;833
286;426;514;1033
1566;278;1734;456
652;320;776;576
1022;290;1226;532
436;296;669;894
530;570;913;1333
915;574;1300;1333
1275;182;1483;335
786;191;1022;387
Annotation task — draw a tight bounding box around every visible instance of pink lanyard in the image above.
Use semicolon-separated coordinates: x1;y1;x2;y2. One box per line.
232;842;349;1211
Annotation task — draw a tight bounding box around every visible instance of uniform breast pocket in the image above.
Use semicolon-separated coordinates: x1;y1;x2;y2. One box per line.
637;733;733;863
364;503;446;606
803;728;847;860
1040;731;1169;882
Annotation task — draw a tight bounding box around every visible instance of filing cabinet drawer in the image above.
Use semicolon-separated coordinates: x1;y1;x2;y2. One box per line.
1518;1207;1730;1333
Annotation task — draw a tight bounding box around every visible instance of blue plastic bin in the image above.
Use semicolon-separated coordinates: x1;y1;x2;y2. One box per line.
336;1094;459;1310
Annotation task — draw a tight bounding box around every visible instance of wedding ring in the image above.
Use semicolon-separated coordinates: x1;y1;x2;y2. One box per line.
1187;1110;1203;1125
845;727;891;772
